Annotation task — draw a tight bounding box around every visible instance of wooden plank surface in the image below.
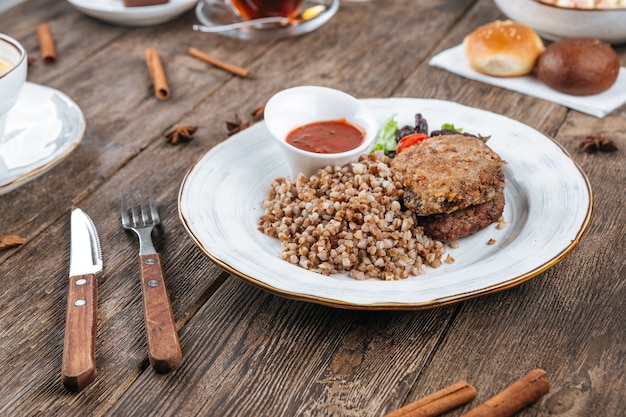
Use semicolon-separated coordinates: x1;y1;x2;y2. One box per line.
0;0;624;415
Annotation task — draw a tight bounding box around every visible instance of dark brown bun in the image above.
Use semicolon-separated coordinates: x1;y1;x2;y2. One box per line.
536;38;620;95
463;20;545;77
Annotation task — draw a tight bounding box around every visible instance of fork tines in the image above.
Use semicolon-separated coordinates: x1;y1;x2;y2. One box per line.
120;185;161;228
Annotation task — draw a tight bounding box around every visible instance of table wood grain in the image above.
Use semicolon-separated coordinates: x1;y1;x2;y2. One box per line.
1;0;624;415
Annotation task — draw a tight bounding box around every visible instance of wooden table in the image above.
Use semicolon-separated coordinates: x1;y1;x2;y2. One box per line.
1;0;624;415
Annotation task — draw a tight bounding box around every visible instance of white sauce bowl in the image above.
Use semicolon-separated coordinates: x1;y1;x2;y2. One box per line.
265;86;379;178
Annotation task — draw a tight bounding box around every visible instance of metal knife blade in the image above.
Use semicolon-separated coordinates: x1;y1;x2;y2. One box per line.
69;208;103;276
62;207;102;392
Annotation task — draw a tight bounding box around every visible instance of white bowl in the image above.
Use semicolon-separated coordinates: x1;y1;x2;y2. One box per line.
264;86;379;178
493;0;626;44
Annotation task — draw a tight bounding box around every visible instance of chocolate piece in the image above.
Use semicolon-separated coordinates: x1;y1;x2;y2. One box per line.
123;0;168;7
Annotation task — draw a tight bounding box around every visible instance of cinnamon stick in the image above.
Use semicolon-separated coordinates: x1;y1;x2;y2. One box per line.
36;23;56;64
385;380;477;417
188;47;250;78
461;369;550;417
144;47;170;100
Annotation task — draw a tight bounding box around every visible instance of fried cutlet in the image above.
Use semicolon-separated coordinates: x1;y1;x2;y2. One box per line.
419;191;505;242
390;134;506;216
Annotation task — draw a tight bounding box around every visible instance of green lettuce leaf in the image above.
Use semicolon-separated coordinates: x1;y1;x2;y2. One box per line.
370;115;398;154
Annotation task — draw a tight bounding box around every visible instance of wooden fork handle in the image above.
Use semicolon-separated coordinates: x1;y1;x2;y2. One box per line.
62;273;97;392
138;254;182;373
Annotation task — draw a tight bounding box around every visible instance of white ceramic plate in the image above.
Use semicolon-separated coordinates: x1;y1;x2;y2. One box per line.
0;82;85;195
179;98;592;310
66;0;197;26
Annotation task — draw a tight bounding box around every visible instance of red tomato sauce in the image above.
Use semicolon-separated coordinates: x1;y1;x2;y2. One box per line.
286;119;364;154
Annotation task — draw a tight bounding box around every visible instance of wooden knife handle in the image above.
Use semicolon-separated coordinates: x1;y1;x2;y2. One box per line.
138;254;182;373
61;273;97;392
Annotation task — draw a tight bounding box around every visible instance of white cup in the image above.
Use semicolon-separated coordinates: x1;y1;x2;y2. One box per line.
0;33;28;139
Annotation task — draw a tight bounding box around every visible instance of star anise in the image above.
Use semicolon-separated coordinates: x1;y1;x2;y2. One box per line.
226;114;250;136
251;105;265;122
579;134;618;153
226;105;265;136
165;125;197;145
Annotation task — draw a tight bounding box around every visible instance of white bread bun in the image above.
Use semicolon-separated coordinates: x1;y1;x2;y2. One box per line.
463;20;545;77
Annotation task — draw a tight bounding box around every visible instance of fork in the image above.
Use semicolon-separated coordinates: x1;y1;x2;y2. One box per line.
121;185;182;373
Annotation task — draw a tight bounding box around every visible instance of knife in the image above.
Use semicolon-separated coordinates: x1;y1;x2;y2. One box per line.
61;207;103;392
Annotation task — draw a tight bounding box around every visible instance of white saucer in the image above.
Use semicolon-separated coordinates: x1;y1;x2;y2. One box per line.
66;0;198;26
0;82;85;195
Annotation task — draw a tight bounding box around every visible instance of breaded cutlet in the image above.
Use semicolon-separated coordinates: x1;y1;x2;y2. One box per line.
390;134;506;216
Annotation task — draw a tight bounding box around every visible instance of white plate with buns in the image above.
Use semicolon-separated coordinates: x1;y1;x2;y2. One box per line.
429;44;626;118
430;20;626;117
